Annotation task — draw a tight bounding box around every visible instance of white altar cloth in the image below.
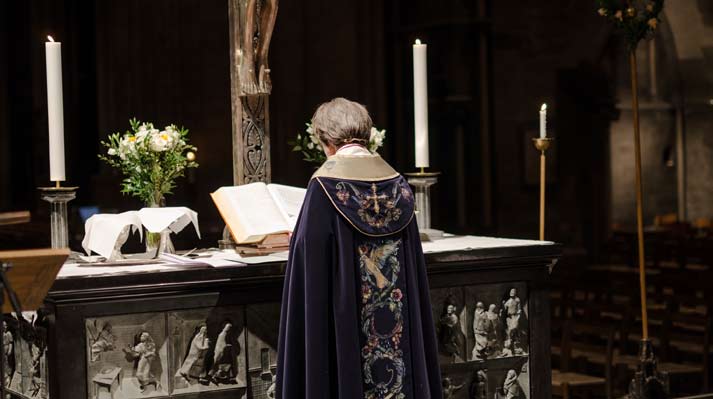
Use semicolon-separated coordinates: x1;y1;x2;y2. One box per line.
58;235;553;279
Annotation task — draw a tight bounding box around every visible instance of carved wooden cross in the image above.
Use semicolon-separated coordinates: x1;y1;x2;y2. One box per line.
221;0;278;248
227;0;278;185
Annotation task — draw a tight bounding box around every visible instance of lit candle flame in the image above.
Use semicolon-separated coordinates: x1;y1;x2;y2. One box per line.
415;38;422;45
541;103;547;111
47;35;55;42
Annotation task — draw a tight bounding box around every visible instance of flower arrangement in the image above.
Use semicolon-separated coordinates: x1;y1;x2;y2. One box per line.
596;0;664;49
289;123;386;164
99;118;198;207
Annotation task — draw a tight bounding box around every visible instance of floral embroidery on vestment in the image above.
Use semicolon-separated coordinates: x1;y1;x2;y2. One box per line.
358;239;406;399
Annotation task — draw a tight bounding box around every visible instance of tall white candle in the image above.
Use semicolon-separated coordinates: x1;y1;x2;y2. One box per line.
45;36;65;182
539;103;547;139
413;39;429;168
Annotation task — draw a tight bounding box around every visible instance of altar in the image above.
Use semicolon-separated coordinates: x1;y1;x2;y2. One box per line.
1;236;560;399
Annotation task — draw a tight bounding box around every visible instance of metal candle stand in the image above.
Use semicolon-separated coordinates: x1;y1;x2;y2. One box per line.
38;185;78;249
405;170;443;240
626;50;669;399
532;138;552;241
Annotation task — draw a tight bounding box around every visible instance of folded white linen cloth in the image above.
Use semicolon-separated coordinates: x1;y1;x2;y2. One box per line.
137;207;201;238
82;211;143;259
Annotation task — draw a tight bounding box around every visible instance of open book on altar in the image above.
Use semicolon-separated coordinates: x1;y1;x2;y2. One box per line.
211;182;306;244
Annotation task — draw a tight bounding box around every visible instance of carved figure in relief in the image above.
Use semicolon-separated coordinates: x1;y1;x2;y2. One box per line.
438;297;465;362
239;0;279;95
123;331;161;392
472;302;488;360
469;369;488;399
88;321;116;362
485;304;501;356
3;322;13;388
28;343;43;398
501;288;525;356
209;321;239;384
442;377;464;398
266;374;277;398
176;324;210;383
496;369;523;399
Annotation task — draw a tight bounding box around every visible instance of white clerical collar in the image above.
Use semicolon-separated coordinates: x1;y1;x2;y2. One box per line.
336;144;372;157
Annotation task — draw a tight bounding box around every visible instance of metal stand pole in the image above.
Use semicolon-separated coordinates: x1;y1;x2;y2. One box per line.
533;138;552;241
627;49;669;399
38;186;77;249
0;273;4;399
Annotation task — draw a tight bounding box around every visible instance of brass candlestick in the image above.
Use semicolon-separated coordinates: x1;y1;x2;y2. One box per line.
533;138;552;241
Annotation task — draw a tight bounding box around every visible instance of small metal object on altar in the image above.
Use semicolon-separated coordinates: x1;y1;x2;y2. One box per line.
405;169;443;241
38;185;78;249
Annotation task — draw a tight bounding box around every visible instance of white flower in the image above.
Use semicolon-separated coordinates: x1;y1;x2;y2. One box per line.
135;130;149;142
598;8;607;16
307;142;315;150
118;135;138;159
138;123;153;133
310;133;320;145
107;148;117;156
369;127;386;150
150;131;172;152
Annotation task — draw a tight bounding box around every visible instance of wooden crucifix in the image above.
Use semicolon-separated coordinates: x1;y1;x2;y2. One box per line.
228;0;278;185
222;0;278;248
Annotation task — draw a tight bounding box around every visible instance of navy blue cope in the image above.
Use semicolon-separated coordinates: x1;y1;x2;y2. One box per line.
276;174;443;399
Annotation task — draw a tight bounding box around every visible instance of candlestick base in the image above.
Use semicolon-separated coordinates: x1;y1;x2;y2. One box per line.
405;171;441;240
628;339;669;399
38;186;78;249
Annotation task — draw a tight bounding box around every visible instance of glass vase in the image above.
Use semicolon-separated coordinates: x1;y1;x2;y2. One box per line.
145;193;175;255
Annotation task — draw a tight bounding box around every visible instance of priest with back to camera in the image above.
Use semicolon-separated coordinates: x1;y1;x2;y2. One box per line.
276;98;443;398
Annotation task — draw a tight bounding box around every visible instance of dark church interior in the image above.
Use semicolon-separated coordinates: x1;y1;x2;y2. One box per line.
2;0;713;398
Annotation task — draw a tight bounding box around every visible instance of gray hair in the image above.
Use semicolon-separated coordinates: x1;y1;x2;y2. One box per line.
311;97;372;147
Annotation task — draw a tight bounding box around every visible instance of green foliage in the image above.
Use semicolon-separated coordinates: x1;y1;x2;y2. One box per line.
288;122;387;165
287;124;327;164
99;118;198;205
596;0;664;50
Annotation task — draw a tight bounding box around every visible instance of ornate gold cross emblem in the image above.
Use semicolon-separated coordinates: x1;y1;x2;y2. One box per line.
364;183;389;213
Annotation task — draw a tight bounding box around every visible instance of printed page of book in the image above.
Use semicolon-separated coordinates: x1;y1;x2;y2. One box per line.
212;182;290;243
267;184;307;229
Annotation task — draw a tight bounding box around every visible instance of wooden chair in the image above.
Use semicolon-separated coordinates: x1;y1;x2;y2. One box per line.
552;320;614;399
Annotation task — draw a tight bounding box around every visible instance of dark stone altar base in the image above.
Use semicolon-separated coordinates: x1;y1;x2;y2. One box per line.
21;243;560;399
